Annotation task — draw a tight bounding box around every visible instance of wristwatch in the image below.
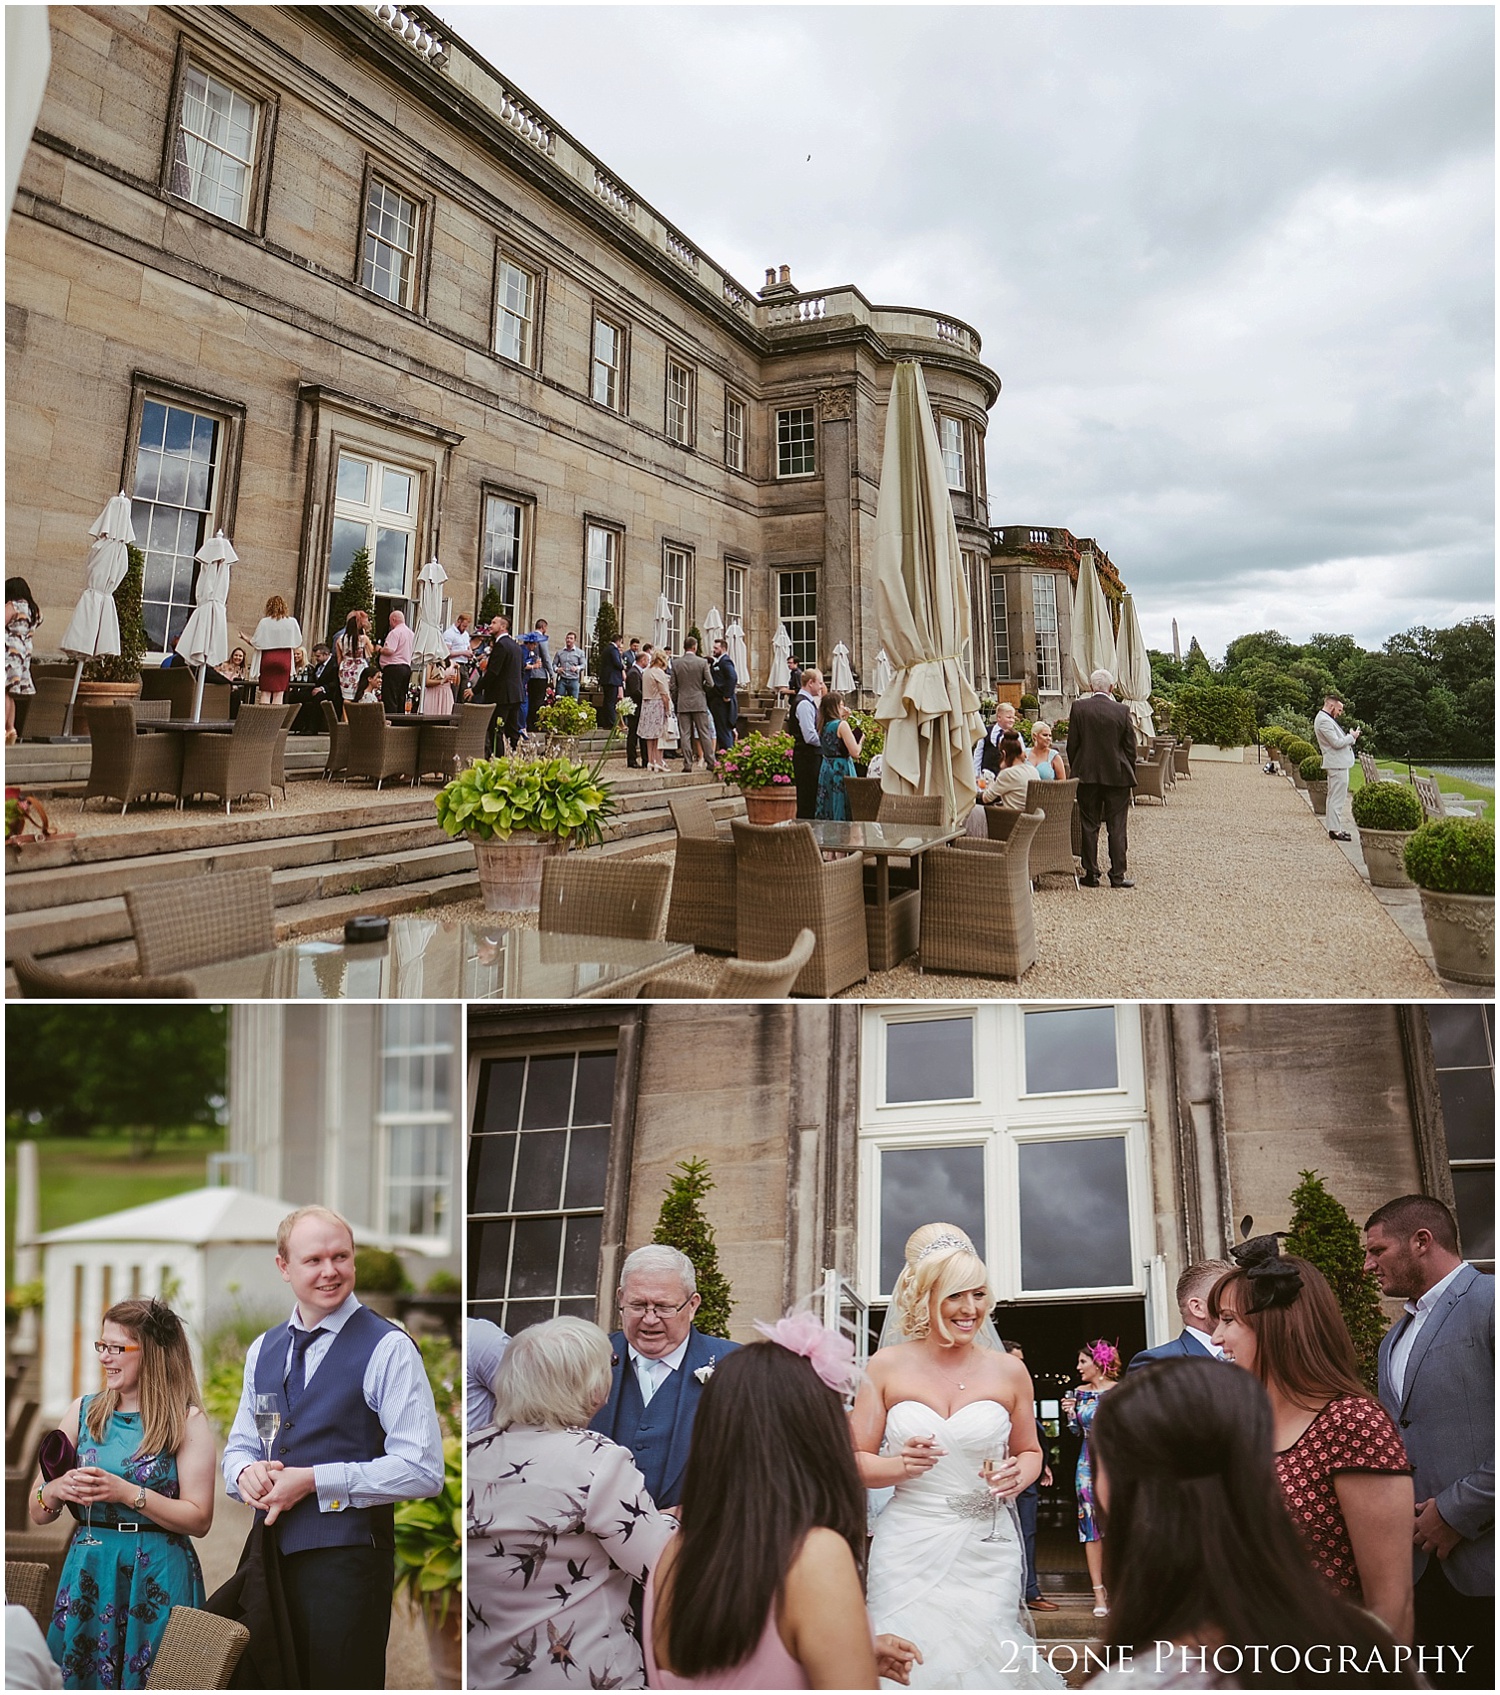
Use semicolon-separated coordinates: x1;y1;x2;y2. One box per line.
132;1486;147;1512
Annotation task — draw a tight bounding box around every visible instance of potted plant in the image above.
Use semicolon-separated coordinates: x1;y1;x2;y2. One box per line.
718;730;796;824
848;710;883;776
434;749;616;910
395;1431;462;1688
1351;780;1423;888
1404;816;1494;985
1299;753;1328;815
532;694;597;758
75;542;147;734
354;1246;410;1318
1284;740;1316;788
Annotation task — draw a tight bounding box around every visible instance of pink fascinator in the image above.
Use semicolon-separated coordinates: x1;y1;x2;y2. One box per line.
753;1310;862;1397
1086;1338;1122;1376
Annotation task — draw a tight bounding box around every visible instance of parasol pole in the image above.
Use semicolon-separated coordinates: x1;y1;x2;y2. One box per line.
191;663;207;723
61;658;85;738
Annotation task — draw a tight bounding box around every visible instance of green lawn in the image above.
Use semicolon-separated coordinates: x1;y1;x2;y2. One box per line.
1350;761;1494;823
5;1132;225;1286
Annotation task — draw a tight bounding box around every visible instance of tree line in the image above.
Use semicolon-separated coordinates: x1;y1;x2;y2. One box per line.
1148;618;1494;760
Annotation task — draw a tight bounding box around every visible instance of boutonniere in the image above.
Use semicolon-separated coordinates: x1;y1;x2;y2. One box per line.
693;1357;717;1386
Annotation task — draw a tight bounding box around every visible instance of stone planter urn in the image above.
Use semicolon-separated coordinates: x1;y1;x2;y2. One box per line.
1360;828;1416;889
72;678;142;738
1417;889;1494;985
420;1599;461;1689
1306;779;1328;817
742;786;798;826
470;831;568;911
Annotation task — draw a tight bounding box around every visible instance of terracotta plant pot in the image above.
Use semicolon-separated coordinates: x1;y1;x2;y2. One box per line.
742;787;798;826
1360;827;1416;889
471;831;569;911
421;1599;461;1689
1417;889;1494;986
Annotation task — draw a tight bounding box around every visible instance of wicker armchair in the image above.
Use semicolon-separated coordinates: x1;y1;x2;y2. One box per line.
145;1607;251;1690
1172;736;1193;778
1133;748;1171;805
179;703;284;813
344;701;419;788
140;668;230;721
843;775;883;820
1150;736;1178;788
414;703;493;781
1026;777;1081;885
11;952;194;999
320;699;349;777
919;813;1044;981
877;794;944;826
125;866;276;975
16;673;74;738
6;1560;51;1633
265;703;300;800
81;703;183;813
651;928;817;998
731;819;869;996
664;790;737;953
538;857;671;940
132;699;172;722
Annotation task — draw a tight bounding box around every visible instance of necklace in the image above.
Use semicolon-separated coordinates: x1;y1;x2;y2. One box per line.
930;1343;975;1392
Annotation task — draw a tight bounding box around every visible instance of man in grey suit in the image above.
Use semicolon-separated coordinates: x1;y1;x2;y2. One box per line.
1365;1194;1493;1688
670;637;716;773
1064;668;1138;888
1126;1259;1233;1372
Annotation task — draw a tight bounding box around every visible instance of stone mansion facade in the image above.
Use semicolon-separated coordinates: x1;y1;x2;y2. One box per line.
8;2;1035;690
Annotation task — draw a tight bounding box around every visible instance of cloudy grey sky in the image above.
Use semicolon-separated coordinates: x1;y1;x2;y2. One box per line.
433;4;1493;659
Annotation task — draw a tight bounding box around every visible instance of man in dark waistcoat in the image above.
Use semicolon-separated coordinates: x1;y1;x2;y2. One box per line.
222;1207;443;1689
588;1244;739;1510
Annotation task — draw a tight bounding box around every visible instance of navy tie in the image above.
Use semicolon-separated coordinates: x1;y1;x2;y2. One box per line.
286;1328;325;1411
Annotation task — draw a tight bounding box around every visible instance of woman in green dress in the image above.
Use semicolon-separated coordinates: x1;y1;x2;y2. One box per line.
31;1299;215;1689
815;690;863;820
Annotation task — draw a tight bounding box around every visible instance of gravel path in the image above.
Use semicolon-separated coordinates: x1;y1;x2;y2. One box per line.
334;761;1444;1000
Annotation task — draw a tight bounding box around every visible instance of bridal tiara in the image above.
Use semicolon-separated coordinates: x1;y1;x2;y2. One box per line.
915;1232;974;1263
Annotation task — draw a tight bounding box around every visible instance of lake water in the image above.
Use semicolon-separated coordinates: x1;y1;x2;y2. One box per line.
1422;763;1494;789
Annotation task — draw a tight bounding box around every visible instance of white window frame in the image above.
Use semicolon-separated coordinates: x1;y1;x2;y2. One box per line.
940;414;966;491
495;255;539;367
481;492;526;625
724;561;747;626
329;451;422;617
662;544;691;653
990;568;1012;681
776;406;817;478
584;522;619;643
377;1007;457;1255
666;356;694;447
1033;573;1062;695
361;177;421;308
724;392;747;473
778;569;817;667
170;63;259;227
131;398;225;657
591;314;624;411
858;1004;1148;1305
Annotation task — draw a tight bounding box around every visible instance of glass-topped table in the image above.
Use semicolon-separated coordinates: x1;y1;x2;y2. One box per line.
179;918;693;1000
782;818;962;970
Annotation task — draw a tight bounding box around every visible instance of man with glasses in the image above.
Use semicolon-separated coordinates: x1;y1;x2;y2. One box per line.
588;1244;739;1509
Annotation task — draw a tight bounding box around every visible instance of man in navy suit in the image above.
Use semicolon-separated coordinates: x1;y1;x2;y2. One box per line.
589;1245;739;1509
1366;1195;1494;1690
476;615;525;755
1127;1259;1233;1373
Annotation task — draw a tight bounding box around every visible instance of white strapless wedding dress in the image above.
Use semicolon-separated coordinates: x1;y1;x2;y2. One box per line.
867;1400;1065;1690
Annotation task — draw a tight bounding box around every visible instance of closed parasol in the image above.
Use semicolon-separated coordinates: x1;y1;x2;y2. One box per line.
830;641;855;693
1115;593;1155;737
767;624;793;690
702;605;724;650
1070;550;1117;694
178;528;236;721
871;362;983;826
411;558;449;664
725;620;749;679
871;648;895;697
59;493;136;736
652;594;673;653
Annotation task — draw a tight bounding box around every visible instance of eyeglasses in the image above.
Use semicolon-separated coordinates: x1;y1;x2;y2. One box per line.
94;1341;141;1359
622;1297;694;1320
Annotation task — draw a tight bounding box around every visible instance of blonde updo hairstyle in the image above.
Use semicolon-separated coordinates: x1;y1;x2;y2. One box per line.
893;1222;993;1345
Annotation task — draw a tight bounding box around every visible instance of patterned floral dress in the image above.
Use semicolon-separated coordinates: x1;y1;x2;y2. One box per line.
815;722;857;820
47;1399;205;1690
6;605;36;697
1274;1394;1411;1602
466;1421;675;1689
1068;1388;1105;1542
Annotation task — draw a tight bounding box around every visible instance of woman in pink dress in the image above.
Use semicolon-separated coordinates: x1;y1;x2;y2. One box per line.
645;1319;919;1690
420;657;458;717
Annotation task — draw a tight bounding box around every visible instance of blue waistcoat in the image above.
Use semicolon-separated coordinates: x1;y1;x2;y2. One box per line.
252;1304;397;1555
611;1356;686;1507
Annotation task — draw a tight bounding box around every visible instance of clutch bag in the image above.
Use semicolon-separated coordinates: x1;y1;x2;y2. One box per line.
37;1427;79;1480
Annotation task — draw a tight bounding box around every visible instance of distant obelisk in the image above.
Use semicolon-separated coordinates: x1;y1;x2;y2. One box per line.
1172;618;1181;661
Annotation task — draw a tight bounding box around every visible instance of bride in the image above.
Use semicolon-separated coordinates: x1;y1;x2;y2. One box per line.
852;1224;1064;1690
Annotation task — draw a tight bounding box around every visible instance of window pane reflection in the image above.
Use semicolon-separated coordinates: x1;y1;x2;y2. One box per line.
1452;1167;1494;1262
1437;1068;1495;1161
886;1018;973;1103
879;1145;985;1293
1018;1138;1130;1289
1426;1006;1491;1070
1024;1008;1117;1093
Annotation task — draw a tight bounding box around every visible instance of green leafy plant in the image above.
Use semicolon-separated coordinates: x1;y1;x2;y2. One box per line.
1284;1170;1388;1393
1052;718;1069;740
477;580;504;626
394;1432;462;1627
200;1309;285;1437
1019;693;1040;715
84;544;147;682
847;710;884;761
328;546;375;642
1149;694;1173;732
424;1269;462;1297
534;696;597;737
1351;782;1423;832
1282;739;1317;767
419;1333;461;1440
1170;683;1257;747
590;598;620;676
1299;754;1326;783
1403;816;1495;895
719;730;794;791
435;753;616;845
651;1158;733;1339
1260;726;1287;749
355;1246;411;1294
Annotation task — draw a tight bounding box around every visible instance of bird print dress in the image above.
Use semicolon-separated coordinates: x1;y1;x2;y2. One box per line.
467;1422;675;1688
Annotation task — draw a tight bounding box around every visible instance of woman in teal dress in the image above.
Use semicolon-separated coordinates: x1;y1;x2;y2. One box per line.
1063;1338;1120;1620
32;1299;214;1689
814;690;862;820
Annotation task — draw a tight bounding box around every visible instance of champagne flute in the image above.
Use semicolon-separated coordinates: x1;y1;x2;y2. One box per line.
980;1439;1010;1543
252;1393;281;1465
76;1448;101;1547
